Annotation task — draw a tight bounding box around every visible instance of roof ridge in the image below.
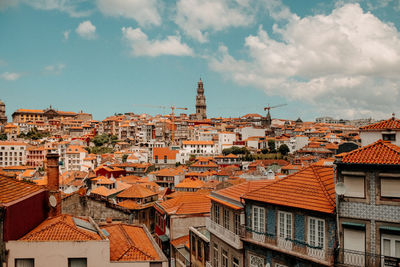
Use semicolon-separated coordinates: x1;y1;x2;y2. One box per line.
23;217;97;241
116;225;155;261
312;166;335;208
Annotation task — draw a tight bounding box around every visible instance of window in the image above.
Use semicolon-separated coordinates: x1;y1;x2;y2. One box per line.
252;206;265;234
249;255;264;267
213;244;219;267
308;217;325;249
381;178;400;198
214;205;220;224
223;208;230;230
155;156;158;163
68;258;87;267
164;155;167;163
381;234;400;259
221;249;228;267
278;211;292;239
15;259;34;267
233;257;240;267
382;133;396;141
343;227;365;265
344;175;365;198
234;213;240;235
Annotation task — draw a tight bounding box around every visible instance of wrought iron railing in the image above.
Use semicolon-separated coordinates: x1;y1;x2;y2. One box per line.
242;226;334;264
336;248;400;267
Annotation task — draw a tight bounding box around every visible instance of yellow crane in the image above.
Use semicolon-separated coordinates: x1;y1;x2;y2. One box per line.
133;104;188;144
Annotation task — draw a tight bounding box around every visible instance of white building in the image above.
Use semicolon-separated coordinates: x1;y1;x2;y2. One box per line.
359;117;400;147
217;132;236;153
0;141;27;167
238;127;266;141
178;140;216;164
65;145;87;172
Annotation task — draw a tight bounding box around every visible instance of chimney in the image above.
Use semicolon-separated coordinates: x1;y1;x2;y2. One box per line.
46;152;61;217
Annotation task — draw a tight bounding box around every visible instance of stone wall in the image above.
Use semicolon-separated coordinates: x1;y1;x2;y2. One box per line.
62;193;131;223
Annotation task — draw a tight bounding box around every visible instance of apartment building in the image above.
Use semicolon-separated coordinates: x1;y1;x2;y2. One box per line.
0;141;27;167
241;165;336;267
65;145;87;171
179;141;216;164
359;116;400;147
335;140;400;266
207;180;275;267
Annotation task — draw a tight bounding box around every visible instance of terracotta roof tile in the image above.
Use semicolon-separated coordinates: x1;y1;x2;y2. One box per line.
157;193;210;215
117;184;157;199
102;224;160;262
215;180;277;203
243;165;335;214
20;214;102;241
0;175;44;205
170;235;189;248
360;117;400;130
175;178;205;189
338;139;400;165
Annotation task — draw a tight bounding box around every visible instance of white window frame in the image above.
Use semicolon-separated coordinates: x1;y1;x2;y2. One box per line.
381;233;400;258
308;217;325;249
278;211;292;239
252;206;265;233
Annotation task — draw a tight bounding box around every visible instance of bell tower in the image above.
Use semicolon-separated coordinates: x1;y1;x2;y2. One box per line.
195;79;207;120
0;100;7;125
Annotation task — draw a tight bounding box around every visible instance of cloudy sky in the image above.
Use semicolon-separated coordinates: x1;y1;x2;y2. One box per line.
1;0;400;121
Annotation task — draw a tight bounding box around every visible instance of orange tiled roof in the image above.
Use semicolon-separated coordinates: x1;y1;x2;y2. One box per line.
182;140;214;145
170;235;189;248
360;117;400;131
20;214;102;241
117;184;157;199
175;178;205;189
152;147;178;160
0;175;44;205
157;192;211;215
338;139;400;165
243;165;335;214
102;224;160;262
215;180;278;203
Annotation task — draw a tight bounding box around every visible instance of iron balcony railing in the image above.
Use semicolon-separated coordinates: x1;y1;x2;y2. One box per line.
336;248;400;267
242;226;335;265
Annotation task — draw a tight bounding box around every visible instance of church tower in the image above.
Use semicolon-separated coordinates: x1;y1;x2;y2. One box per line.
195;79;207;120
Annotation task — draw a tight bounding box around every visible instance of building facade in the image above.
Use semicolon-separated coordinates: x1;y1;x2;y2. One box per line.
335;140;400;266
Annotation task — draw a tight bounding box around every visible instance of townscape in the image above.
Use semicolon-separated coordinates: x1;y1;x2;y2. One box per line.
0;80;399;267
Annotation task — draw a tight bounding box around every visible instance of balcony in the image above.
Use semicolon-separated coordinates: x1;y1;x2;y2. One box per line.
206;218;242;250
336;249;400;267
242;227;334;266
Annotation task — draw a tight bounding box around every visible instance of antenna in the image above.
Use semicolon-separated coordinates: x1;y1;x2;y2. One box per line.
335;182;346;196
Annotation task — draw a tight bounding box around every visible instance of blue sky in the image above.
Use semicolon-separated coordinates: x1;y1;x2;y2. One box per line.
1;0;400;121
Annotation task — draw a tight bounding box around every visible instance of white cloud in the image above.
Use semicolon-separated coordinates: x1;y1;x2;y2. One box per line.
175;0;255;43
121;27;194;57
76;21;96;40
1;0;91;17
43;64;65;74
97;0;161;27
210;3;400;119
1;72;21;81
63;30;70;40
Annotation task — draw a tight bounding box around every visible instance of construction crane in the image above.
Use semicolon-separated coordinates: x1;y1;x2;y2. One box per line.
263;103;287;127
133;104;188;144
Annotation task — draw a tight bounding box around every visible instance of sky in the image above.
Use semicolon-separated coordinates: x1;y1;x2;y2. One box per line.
1;0;400;121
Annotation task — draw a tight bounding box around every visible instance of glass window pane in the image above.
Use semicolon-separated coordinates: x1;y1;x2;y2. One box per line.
383;239;391;256
395;240;400;257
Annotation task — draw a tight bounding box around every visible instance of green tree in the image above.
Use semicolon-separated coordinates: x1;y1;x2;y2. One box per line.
122;154;128;163
278;144;290;156
261;148;269;154
268;140;276;153
92;134;109;147
0;133;7;140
